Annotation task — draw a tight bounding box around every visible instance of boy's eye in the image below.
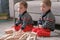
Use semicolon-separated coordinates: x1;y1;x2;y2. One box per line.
42;5;45;8
41;5;45;8
20;7;23;9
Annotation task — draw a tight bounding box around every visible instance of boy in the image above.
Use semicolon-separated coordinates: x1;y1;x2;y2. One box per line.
14;1;33;32
5;1;34;40
0;1;33;40
32;0;55;37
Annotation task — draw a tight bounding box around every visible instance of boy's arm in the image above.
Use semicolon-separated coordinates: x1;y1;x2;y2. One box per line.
42;18;55;29
21;20;27;30
15;20;21;26
15;16;21;26
21;17;29;30
15;15;22;26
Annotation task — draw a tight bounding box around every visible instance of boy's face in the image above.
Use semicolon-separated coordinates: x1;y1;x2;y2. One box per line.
40;2;51;13
19;4;27;14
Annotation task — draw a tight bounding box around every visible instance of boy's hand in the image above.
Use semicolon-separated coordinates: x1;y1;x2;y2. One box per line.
15;24;18;26
34;26;39;28
21;27;25;30
38;25;42;28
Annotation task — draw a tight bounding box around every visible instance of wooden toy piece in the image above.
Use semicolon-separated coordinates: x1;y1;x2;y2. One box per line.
5;30;24;40
0;34;12;40
4;26;15;34
5;36;18;40
4;29;14;34
26;32;37;40
18;32;31;40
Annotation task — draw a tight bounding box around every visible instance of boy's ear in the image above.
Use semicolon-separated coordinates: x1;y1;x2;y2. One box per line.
25;8;27;10
48;6;51;9
49;7;51;9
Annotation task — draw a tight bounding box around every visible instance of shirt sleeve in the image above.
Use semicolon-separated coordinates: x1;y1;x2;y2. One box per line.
15;15;21;26
42;16;55;30
15;19;21;26
21;16;30;30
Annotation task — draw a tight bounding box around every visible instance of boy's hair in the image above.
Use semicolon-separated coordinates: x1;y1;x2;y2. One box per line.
42;0;51;7
20;1;28;8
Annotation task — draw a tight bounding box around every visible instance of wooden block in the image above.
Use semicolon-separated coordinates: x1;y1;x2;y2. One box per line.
5;36;18;40
4;28;14;34
19;32;30;40
0;34;12;40
26;32;37;40
5;31;24;40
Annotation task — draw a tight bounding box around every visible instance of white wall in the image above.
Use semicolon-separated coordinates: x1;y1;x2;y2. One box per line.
0;0;2;12
9;0;14;18
33;0;60;2
9;0;60;18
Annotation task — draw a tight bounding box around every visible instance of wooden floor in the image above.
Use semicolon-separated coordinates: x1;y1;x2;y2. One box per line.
0;21;60;40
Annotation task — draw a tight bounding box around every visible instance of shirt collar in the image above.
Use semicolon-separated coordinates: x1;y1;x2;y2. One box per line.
42;9;51;17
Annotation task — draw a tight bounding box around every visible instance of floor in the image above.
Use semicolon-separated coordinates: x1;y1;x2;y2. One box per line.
0;21;60;40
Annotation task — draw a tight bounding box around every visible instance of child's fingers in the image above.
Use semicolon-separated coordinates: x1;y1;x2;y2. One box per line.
33;26;38;28
38;25;42;28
